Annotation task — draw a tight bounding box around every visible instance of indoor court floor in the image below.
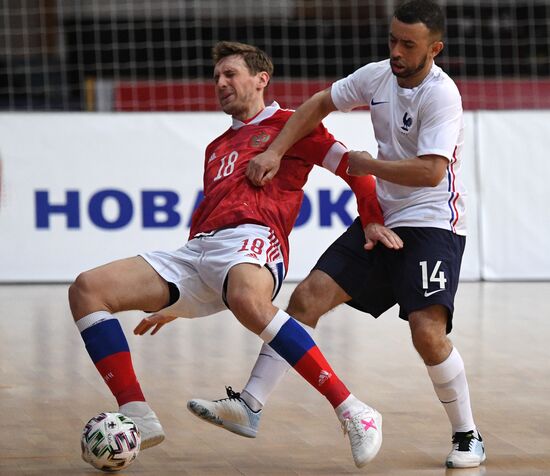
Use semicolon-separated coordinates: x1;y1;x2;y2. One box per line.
1;281;549;475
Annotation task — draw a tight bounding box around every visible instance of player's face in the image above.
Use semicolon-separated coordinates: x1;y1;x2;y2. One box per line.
213;55;269;121
388;18;443;88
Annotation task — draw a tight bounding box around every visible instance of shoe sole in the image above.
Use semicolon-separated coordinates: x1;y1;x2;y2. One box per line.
141;433;165;450
187;401;257;438
446;452;486;469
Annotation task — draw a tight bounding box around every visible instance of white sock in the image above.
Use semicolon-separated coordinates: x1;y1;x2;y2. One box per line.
241;343;290;411
334;394;366;422
242;312;315;411
119;401;152;416
427;347;476;433
75;310;114;333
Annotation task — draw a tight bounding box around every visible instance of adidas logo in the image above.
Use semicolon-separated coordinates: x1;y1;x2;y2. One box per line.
245;253;258;259
318;369;332;386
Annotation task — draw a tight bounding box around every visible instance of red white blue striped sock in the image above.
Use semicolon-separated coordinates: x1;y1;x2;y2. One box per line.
260;309;350;408
76;311;145;407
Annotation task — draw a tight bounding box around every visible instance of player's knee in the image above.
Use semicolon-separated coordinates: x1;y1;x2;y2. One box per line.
226;288;253;315
410;322;448;364
410;325;433;354
226;286;273;329
68;271;107;320
287;281;321;328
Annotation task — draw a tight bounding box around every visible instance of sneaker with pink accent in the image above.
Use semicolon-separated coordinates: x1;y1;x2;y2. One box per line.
341;404;382;468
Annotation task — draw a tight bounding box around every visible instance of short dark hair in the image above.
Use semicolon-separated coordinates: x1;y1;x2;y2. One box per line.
212;41;274;78
394;0;445;39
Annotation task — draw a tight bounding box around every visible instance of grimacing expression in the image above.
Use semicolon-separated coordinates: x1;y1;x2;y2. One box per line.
389;18;443;86
213;55;267;118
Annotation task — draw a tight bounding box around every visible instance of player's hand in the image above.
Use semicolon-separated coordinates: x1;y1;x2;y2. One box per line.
246;149;282;186
133;313;177;336
363;223;403;251
347;150;374;176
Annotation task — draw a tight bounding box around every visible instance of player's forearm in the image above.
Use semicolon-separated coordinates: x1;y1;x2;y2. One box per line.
269;89;335;158
336;153;383;227
349;151;446;187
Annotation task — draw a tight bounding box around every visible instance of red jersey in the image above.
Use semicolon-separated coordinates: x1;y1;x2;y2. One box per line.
189;102;383;269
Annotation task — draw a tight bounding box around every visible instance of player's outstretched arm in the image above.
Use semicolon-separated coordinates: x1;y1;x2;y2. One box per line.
134;313;178;336
246;88;338;186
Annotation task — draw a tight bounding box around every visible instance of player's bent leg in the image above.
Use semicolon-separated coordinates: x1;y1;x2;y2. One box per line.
224;262;279;334
187;263;276;437
70;257;170;451
69;256;171;320
409;306;485;468
191;270;352;439
289;271;383;467
219;264;382;467
258;310;381;467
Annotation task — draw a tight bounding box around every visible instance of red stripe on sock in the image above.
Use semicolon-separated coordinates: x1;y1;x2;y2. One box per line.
293;346;350;408
95;351;145;406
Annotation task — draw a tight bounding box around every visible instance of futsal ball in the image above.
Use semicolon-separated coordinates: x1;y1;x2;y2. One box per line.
81;412;141;472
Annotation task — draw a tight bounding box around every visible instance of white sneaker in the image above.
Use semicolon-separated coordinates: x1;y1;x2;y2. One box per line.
341;404;382;468
119;402;165;450
446;430;486;468
187;386;261;438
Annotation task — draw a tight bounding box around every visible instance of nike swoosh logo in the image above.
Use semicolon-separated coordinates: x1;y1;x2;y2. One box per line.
370;98;389;106
424;289;445;297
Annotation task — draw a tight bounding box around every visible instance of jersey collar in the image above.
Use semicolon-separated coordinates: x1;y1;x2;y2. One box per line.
231;101;280;130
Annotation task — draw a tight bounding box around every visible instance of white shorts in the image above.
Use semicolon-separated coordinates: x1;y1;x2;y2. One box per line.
140;224;286;318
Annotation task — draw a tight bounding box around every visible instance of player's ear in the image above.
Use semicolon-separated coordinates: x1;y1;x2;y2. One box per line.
257;71;270;89
431;40;444;58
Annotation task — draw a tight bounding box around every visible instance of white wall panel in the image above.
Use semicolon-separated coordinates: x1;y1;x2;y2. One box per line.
1;111;547;282
0;114;226;281
477;111;550;279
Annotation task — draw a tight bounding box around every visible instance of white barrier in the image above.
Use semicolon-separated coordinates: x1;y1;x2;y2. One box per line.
0;111;548;282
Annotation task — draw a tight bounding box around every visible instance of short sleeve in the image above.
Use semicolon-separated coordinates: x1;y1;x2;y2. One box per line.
331;64;373;112
417;85;463;161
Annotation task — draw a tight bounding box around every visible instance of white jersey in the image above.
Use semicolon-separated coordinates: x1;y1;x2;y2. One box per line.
331;59;467;235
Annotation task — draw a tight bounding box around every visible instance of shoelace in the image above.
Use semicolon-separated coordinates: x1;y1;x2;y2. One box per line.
209;386;252;420
214;385;241;402
452;431;477;451
341;416;366;445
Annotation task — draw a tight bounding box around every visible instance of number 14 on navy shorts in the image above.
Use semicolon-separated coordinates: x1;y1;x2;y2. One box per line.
314;219;466;333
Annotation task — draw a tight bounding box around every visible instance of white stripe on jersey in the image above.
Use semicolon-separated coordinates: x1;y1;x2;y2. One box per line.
321;141;347;173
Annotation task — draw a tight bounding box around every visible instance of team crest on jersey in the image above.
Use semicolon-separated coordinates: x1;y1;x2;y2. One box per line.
250;131;271;147
400;112;413;133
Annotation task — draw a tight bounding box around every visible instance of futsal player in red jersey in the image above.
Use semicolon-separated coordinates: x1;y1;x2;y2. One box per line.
70;41;402;469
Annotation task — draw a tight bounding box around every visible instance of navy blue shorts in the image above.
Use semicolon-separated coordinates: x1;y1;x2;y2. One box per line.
314;218;466;333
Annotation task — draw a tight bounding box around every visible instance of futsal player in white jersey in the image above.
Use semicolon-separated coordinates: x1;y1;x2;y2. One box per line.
174;0;486;469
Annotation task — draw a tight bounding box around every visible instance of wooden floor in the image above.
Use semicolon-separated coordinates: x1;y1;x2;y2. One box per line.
1;282;549;475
